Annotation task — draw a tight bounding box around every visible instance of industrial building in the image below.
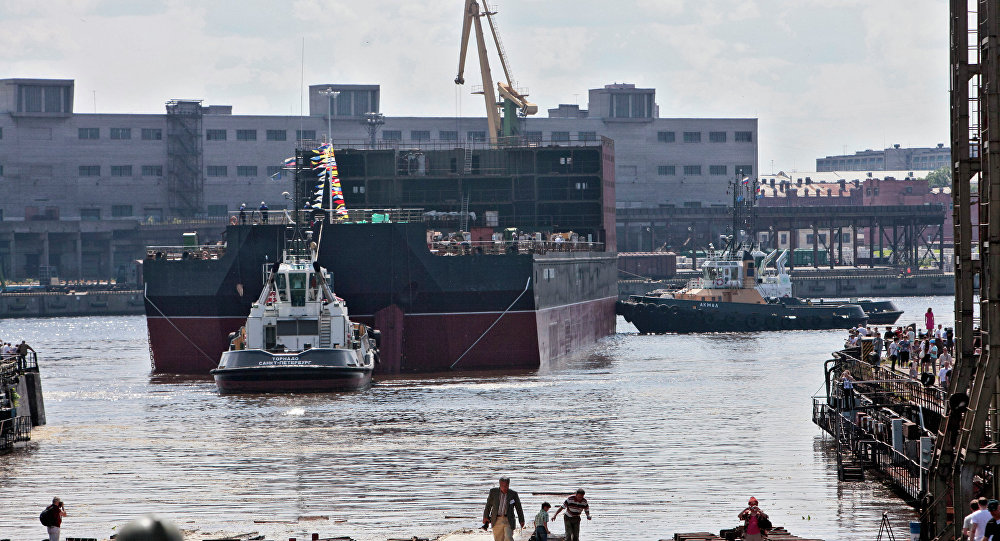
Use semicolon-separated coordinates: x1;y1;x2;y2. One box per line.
815;143;950;172
0;78;757;279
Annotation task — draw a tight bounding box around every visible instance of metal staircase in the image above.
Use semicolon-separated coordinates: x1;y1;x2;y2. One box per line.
318;313;332;347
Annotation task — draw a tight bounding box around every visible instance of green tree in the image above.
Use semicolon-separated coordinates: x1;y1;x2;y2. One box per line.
926;165;952;189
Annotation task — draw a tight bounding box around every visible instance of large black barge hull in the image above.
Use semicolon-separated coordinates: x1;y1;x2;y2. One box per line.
617;297;867;333
144;223;617;374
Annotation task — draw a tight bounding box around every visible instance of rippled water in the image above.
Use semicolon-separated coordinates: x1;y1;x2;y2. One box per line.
0;296;952;540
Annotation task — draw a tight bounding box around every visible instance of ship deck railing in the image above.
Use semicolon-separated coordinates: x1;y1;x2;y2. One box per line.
428;240;604;256
146;244;228;261
323;135;610;152
228;208;428;226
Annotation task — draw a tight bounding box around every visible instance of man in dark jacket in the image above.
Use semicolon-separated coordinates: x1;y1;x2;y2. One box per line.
483;476;525;541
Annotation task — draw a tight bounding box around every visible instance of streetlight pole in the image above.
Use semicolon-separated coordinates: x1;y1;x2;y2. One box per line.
319;87;340;143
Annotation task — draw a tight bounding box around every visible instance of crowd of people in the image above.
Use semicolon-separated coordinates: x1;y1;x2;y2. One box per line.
0;340;35;371
844;307;954;389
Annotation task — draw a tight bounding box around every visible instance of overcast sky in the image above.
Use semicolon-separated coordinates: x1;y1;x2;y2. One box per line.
0;0;949;172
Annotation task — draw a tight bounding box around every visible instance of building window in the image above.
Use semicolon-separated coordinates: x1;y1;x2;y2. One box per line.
110;128;131;140
382;130;402;141
440;130;458;141
266;165;282;178
141;128;162;140
296;129;316;141
525;131;543;143
207;204;228;217
0;164;3;176
657;165;676;175
467;131;486;142
683;132;701;143
709;131;727;143
735;165;753;176
411;130;430;141
141;165;163;177
709;165;727;175
578;131;597;141
79;128;99;140
80;208;101;221
657;131;675;143
735;131;753;142
206;129;227;141
79;165;101;176
0;127;4;139
22;86;42;112
266;129;287;141
236;165;258;177
207;166;228;177
110;165;133;177
236;129;256;141
112;205;133;217
683;165;701;175
551;131;570;142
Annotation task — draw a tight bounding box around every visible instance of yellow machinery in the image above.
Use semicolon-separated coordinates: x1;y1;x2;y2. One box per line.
455;0;537;145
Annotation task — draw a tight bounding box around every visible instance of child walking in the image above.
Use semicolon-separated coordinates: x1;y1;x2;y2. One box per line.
532;502;551;541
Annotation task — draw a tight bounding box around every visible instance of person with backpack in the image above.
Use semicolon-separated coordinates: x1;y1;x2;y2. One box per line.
738;497;770;541
40;497;66;541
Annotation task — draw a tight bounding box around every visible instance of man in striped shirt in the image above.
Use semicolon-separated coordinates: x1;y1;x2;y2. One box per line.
552;489;591;541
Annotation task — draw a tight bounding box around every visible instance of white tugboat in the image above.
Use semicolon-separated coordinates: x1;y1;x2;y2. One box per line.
211;233;379;393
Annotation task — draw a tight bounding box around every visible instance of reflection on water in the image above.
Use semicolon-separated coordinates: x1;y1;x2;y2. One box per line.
0;296;949;540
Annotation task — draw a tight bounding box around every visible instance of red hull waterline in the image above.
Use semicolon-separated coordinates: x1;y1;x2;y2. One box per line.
147;297;617;374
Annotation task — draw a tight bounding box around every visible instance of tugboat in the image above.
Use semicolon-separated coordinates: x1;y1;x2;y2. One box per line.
617;177;867;334
211;145;378;393
211;234;379;393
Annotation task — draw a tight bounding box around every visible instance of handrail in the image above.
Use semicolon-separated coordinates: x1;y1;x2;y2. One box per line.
428;240;603;256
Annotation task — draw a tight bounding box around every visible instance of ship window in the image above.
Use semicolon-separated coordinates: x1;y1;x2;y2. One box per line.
289;272;307;306
276;274;288;302
265;325;276;351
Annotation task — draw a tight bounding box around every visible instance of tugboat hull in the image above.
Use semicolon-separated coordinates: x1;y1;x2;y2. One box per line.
211;349;373;394
618;298;867;334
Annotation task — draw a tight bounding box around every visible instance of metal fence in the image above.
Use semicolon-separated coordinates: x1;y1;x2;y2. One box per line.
429;240;603;256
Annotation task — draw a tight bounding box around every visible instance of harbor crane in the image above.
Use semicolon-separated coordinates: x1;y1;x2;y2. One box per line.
455;0;537;145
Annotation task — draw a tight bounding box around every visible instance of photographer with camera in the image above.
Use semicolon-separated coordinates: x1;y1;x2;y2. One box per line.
738;497;770;541
40;496;67;541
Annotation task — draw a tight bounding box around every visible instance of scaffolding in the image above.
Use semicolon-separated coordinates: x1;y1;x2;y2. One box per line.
925;2;998;539
165;99;204;217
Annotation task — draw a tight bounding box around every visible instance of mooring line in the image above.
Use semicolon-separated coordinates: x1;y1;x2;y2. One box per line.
144;284;218;365
450;277;531;370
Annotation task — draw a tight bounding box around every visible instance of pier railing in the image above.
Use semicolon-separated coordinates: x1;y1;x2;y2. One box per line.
0;415;31;451
834;349;946;419
428;240;604;256
0;351;37;387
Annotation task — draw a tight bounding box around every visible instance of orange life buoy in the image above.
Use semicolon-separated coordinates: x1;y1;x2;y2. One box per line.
230;215;238;225
714;277;725;286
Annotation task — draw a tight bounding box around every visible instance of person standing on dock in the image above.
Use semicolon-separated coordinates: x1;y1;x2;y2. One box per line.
871;330;883;365
840;370;856;409
889;337;900;371
239;203;247;224
898;335;911;371
40;497;66;541
259;201;269;224
483;476;525;541
964;499;981;540
926;307;935;334
738;497;769;541
16;340;34;371
552;488;591;541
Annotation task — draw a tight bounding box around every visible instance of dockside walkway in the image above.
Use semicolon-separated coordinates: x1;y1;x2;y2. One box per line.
812;344;945;503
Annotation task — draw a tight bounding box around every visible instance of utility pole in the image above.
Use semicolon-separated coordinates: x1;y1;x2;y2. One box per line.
319;88;339;143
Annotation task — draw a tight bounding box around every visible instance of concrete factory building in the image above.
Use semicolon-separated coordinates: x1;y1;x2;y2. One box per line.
0;78;756;279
